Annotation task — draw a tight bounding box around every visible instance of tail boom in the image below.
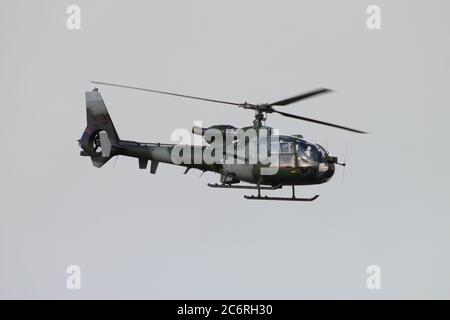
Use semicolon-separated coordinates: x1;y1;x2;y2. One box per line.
79;89;218;173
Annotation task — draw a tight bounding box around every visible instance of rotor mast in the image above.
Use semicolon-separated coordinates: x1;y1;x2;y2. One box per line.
252;107;268;127
253;109;265;127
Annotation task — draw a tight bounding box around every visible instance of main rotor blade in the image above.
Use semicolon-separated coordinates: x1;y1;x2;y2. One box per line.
273;110;368;134
91;81;242;106
268;88;333;107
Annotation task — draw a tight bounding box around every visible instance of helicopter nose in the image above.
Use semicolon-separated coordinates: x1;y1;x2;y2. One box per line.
325;154;336;178
317;159;335;181
327;162;335;179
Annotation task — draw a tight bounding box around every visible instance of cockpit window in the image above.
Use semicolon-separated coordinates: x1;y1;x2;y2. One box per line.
296;139;326;165
268;137;328;168
279;154;295;167
280;142;293;153
270;136;296;168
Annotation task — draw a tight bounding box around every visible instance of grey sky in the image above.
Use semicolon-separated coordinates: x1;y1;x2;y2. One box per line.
0;0;449;299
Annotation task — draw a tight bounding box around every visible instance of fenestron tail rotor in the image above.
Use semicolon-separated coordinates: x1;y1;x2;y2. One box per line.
91;81;368;134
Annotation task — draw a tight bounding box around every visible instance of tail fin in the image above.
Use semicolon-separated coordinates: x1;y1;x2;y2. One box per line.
79;89;120;167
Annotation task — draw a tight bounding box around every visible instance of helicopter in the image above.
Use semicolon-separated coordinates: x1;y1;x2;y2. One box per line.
78;81;367;201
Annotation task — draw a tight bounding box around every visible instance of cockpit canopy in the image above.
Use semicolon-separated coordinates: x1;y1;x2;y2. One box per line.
272;135;328;167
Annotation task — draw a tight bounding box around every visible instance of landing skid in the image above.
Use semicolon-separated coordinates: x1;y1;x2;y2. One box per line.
207;183;282;190
244;185;319;202
244;194;319;201
208;182;318;202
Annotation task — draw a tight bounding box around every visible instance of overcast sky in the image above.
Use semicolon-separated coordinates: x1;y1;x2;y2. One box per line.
1;0;449;299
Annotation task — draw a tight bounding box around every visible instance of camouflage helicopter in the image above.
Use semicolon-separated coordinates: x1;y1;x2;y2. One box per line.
79;81;367;201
